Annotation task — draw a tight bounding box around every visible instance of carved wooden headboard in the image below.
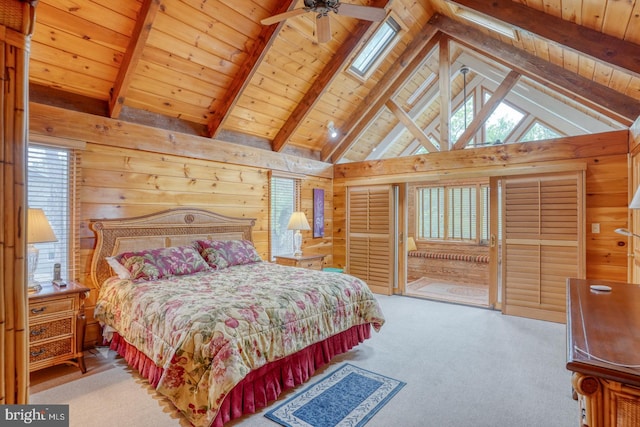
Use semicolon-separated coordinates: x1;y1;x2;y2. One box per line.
89;208;256;288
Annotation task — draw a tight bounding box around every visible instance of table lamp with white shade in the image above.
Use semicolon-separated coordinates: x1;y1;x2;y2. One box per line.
27;208;57;292
287;211;310;257
407;236;417;252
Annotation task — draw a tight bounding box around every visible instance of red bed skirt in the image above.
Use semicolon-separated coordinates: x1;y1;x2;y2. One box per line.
109;323;372;426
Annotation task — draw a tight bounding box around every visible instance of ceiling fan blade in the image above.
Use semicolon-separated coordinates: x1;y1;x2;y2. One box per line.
261;8;308;26
317;14;331;43
336;4;386;21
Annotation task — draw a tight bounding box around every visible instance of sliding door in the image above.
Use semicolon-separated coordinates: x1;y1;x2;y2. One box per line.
347;185;395;295
502;172;584;323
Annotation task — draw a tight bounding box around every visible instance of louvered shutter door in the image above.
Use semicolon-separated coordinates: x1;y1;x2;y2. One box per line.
347;186;394;295
503;172;583;323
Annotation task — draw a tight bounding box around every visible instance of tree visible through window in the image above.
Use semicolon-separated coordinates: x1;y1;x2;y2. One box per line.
521;121;560;142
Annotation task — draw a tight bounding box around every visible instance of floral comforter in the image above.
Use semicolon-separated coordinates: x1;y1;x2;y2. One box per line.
94;261;385;426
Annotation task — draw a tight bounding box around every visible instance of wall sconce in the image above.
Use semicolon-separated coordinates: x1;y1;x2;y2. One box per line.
327;121;338;139
27;208;57;292
287;211;311;257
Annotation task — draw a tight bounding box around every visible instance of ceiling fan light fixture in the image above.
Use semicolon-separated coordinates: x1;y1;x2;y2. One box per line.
328;121;339;138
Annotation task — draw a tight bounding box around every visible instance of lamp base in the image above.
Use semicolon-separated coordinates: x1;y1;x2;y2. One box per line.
27;243;41;293
293;230;303;257
28;282;42;293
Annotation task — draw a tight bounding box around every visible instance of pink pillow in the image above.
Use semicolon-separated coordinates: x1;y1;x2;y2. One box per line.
113;245;210;282
195;239;262;270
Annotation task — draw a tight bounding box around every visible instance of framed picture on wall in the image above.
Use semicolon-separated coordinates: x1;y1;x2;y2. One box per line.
313;188;324;238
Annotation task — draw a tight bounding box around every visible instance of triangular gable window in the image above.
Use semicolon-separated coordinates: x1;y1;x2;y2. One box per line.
521;121;561;142
483;92;524;145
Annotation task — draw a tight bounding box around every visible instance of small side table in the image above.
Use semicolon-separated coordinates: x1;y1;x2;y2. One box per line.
28;281;90;373
275;254;325;271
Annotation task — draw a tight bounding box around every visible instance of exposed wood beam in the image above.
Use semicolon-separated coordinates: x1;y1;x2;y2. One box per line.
206;0;297;138
429;14;640;126
450;0;640;79
385;99;439;153
324;27;441;163
334;130;627;180
30;103;333;178
109;0;160;119
272;0;390;153
439;36;451;151
452;70;520;150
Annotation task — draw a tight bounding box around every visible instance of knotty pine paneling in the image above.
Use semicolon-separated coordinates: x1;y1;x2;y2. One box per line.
334;134;629;285
33;133;332;347
77;141;332;346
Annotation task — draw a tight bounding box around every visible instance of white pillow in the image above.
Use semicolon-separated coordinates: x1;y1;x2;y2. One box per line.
106;256;131;279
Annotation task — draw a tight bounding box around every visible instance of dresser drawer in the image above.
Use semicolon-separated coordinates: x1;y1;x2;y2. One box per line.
29;317;73;343
29;337;73;363
29;297;75;318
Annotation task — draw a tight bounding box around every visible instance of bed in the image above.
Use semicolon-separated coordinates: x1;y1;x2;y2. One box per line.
90;208;385;427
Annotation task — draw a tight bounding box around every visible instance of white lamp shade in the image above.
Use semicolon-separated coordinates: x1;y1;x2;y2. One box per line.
287;212;311;231
28;208;57;244
407;236;417;251
630;187;640;209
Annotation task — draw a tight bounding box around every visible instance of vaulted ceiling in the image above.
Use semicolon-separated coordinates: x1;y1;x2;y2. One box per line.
28;0;640;165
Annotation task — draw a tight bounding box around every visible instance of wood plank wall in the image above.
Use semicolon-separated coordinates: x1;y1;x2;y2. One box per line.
29;103;333;347
334;131;630;285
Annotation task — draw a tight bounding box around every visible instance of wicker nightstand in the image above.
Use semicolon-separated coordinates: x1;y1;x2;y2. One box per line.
274;254;325;271
28;281;90;373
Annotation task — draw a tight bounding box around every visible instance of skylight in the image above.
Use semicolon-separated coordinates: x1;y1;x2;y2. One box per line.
447;3;519;40
350;16;400;78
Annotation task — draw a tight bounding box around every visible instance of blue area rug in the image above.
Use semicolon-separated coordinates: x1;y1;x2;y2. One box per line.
265;363;405;427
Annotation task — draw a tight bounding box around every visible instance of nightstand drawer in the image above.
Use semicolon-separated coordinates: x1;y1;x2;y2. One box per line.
29;297;75;318
29;317;73;343
275;254;325;271
29;338;73;363
300;258;323;270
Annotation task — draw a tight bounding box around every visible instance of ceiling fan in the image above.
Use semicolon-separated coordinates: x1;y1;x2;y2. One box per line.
261;1;387;43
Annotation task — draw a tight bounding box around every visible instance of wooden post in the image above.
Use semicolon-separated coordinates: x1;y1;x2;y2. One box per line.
0;0;36;405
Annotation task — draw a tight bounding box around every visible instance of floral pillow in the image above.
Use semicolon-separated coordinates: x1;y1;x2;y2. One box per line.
112;245;210;282
195;239;262;270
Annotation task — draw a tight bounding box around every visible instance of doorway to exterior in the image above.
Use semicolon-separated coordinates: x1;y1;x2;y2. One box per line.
406;277;489;307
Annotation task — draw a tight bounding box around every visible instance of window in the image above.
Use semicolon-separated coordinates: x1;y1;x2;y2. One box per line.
482;91;524;145
520;121;561;142
417;184;489;244
349;16;400;79
28;144;78;282
270;174;301;260
451;96;474;142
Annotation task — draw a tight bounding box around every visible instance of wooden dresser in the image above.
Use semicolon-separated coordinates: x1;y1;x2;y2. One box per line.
274;254;325;270
28;281;90;373
566;278;640;427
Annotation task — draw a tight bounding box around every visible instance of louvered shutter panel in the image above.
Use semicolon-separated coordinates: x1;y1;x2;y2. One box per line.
347;186;393;295
503;173;583;323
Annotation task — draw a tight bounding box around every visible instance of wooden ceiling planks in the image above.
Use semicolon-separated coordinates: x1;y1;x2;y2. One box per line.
27;0;640;165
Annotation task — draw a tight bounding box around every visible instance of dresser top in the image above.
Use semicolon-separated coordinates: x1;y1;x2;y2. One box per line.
566;278;640;387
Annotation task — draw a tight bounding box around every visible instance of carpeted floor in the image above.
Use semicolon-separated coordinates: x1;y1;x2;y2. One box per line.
29;295;577;427
406;277;489;307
